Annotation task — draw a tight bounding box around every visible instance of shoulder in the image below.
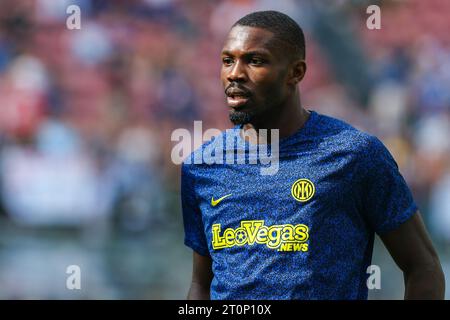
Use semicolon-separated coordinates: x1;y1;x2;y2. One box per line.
181;128;231;171
313;112;382;155
318;113;399;176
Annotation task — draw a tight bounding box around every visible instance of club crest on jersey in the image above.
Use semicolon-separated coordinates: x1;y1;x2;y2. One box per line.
291;178;315;202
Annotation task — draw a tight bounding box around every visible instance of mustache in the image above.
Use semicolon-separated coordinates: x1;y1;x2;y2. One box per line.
225;83;252;96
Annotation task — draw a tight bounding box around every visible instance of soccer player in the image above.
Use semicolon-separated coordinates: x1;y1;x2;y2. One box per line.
181;11;445;299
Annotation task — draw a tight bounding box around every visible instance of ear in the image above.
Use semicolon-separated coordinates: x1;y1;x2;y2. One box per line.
287;59;307;85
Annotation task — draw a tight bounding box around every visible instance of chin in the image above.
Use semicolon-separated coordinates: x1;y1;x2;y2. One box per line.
229;110;254;125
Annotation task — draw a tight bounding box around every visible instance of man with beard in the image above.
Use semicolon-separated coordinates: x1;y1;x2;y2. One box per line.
181;10;445;299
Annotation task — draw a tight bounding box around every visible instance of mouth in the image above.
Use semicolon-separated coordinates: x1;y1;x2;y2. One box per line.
225;88;251;109
227;95;250;108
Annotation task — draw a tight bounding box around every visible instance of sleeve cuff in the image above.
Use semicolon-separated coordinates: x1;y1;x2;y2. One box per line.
184;238;210;257
376;203;418;236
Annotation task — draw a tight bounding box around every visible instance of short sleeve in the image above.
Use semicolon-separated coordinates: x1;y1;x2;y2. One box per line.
181;163;210;256
358;136;418;235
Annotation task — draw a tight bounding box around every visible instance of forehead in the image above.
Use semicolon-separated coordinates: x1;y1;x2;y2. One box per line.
222;26;277;55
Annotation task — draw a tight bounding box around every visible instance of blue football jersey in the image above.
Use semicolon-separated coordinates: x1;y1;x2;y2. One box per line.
181;110;417;300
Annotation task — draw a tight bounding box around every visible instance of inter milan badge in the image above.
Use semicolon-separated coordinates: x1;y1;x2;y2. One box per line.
291;178;315;202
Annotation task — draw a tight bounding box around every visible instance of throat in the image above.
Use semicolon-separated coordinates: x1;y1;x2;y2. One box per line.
243;107;309;141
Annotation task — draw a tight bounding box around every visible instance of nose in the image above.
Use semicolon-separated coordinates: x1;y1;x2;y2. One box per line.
226;60;246;83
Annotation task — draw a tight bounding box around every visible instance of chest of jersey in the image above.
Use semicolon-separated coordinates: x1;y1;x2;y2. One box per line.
195;150;362;255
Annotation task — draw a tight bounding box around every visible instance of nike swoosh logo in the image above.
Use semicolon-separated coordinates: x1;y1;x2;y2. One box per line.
211;194;232;207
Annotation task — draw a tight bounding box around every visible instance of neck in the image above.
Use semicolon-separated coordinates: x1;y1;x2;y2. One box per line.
242;90;310;143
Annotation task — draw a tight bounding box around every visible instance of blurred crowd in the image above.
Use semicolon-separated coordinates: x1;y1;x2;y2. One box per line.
0;0;449;298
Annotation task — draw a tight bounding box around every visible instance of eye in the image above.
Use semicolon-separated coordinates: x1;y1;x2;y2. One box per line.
250;58;264;66
222;57;233;66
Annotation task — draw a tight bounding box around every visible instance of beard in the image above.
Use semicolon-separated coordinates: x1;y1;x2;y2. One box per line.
229;109;255;125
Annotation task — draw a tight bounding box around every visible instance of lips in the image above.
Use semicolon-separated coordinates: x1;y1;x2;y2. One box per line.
227;95;250;108
226;88;251;108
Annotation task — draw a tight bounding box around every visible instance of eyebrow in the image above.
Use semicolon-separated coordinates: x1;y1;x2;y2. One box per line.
221;49;272;57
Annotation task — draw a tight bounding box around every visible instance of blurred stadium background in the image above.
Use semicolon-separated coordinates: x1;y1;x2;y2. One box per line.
0;0;449;299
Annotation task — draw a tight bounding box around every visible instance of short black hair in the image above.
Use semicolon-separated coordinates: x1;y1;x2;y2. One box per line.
232;10;305;60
